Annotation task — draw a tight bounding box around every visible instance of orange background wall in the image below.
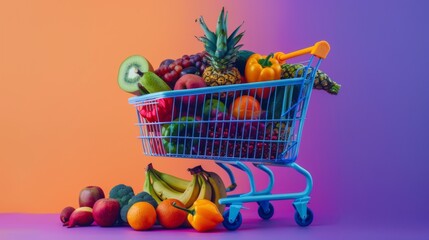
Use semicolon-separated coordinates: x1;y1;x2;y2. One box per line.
0;0;251;213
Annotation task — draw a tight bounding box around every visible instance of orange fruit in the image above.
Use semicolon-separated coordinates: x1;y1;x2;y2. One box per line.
156;199;187;229
127;202;156;231
230;95;262;120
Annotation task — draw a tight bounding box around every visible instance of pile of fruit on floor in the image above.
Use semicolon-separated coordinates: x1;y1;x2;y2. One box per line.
60;164;227;232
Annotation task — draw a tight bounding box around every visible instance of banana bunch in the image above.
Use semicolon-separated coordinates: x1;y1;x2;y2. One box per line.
143;163;227;212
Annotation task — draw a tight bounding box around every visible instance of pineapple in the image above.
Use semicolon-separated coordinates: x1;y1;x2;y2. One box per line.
197;7;243;87
281;64;341;95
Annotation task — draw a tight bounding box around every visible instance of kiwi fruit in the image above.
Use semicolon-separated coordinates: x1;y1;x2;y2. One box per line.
118;55;153;95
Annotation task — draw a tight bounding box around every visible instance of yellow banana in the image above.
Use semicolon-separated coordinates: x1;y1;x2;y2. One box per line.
185;173;213;219
149;169;182;200
178;173;201;208
196;173;212;201
143;170;162;204
203;170;227;213
150;169;200;208
151;166;190;192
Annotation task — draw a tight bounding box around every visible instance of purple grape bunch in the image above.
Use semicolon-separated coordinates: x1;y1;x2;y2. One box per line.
154;52;209;88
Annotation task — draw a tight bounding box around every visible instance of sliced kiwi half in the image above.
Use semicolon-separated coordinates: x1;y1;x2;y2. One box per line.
118;55;153;95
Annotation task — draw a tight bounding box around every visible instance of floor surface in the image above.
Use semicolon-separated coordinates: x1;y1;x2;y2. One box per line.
1;211;428;240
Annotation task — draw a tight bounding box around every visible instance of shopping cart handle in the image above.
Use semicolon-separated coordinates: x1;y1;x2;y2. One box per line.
276;40;330;62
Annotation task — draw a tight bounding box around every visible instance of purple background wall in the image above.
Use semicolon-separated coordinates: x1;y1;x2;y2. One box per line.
234;0;429;226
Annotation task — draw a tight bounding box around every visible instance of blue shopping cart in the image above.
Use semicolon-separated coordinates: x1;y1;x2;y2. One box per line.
128;41;330;230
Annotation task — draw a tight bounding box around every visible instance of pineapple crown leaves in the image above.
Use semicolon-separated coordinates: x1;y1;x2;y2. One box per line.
198;16;216;45
196;7;245;70
215;7;227;58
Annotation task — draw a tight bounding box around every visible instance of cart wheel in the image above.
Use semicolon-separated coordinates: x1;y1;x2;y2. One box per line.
222;209;242;231
258;202;274;220
294;208;313;227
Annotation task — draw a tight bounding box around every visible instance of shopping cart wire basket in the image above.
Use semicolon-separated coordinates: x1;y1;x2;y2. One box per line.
128;41;330;230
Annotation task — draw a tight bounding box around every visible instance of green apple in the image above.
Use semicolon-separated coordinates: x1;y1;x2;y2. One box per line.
202;99;226;119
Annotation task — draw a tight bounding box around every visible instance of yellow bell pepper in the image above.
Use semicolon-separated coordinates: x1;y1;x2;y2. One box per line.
172;199;224;232
245;53;282;99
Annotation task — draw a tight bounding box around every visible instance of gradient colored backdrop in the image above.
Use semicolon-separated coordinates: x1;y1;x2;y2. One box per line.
1;0;428;228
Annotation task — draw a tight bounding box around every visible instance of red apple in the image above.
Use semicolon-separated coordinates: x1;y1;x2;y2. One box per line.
60;206;75;224
79;186;105;208
66;207;94;228
174;74;206;106
93;198;120;227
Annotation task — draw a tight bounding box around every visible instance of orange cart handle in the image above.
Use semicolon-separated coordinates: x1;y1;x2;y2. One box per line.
276;40;330;63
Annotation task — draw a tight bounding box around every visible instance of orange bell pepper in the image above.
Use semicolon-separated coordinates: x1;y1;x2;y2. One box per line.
245;53;282;99
172;199;224;232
